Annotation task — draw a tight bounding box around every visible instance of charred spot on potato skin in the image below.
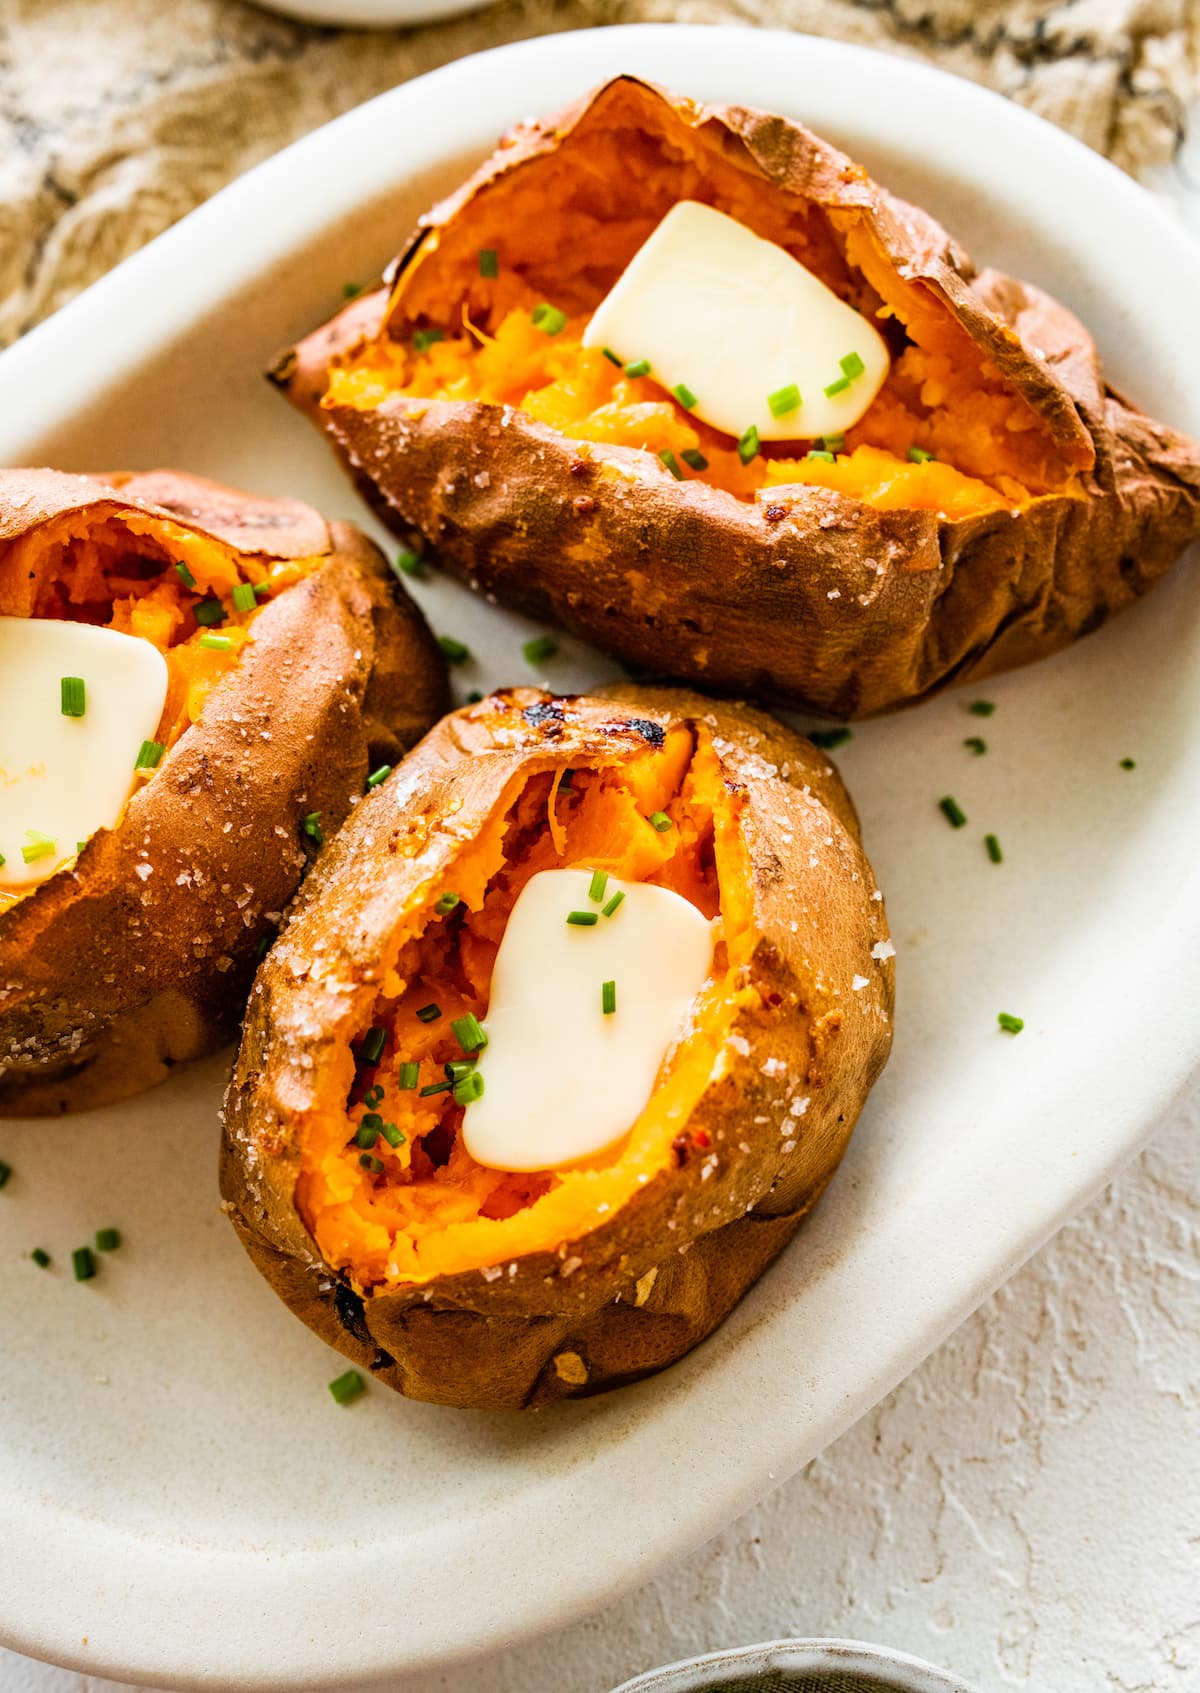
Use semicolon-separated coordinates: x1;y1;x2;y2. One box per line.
764;504;790;524
572;495;596;515
567;458;592;479
334;1280;373;1345
615;717;666;747
522;701;565;730
672;1133;691;1167
369;1346;396;1372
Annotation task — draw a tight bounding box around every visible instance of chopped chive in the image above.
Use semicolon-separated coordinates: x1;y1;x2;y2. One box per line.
198;632;233;651
659;449;683;480
254;582;272;599
478;248;499;278
624;358;651;379
737;424;761;465
821;434;846;451
392;548;427;580
809;726;852;750
0;1161;11;1189
997;1012;1024;1035
648;811;672;832
522;634;558;666
72;1247;96;1282
134;740;165;772
602;979;616;1016
174;561;197;589
567;910;599;927
254;932;272;962
588;869;608;903
398;1062;419;1091
194;598;224;627
231;582;258;613
444;1059;476;1082
840;351;866;379
964;736;988;756
419;1079;451;1097
531;303;567;335
21;831;57;863
1120;756;1136;770
984;833;1003;864
453;1071;485;1106
672;383;698;410
301;811;324;846
329;1369;366;1405
413;327;445;352
823;375;851;396
438;635;470;665
968;700;996;717
363;1084;384;1108
807;450;835;463
342;280;362;299
907;446;936;464
30;1248;50;1268
366;764;392;789
682;448;708;471
354;1123;380;1150
465;690;484;705
602;890;626;918
95;1227;121;1252
768;383;801;418
601;346;623;366
359;1152;385;1173
415;1003;441;1024
362;1026;387;1064
451;1012;487;1053
434;890;460;915
380;1120;405;1148
60;676;86;717
0;851;6;867
939;796;967;829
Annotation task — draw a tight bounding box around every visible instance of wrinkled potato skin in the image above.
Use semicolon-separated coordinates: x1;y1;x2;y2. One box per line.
275;78;1200;720
220;687;894;1409
0;468;449;1114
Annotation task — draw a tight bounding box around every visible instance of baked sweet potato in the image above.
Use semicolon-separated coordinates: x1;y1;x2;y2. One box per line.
274;76;1200;719
220;687;894;1409
0;468;448;1114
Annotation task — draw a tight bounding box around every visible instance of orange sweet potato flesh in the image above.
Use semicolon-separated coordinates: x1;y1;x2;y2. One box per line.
221;687;895;1409
275;77;1200;719
0;468;449;1114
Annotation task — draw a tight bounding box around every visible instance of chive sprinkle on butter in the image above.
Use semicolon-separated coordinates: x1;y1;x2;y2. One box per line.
840;351;865;380
823;375;851;397
768;383;801;418
985;833;1003;864
602;346;622;366
95;1227;121;1252
135;740;165;772
1120;756;1136;770
567;910;599;927
72;1247;96;1282
964;736;987;756
624;357;651;379
588;869;609;904
602;979;617;1016
329;1369;366;1406
997;1012;1024;1035
602;890;626;918
21;831;56;863
453;1071;485;1106
968;700;996;717
0;1161;11;1190
30;1248;50;1268
672;383;698;410
60;676;85;717
939;796;968;829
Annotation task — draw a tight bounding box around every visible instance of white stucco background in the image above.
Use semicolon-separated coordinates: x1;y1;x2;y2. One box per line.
4;87;1199;1693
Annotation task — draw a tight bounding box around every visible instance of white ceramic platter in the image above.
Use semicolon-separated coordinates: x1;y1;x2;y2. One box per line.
2;25;1199;1691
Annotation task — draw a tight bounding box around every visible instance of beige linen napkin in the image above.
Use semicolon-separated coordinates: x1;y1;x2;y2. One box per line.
0;0;1197;346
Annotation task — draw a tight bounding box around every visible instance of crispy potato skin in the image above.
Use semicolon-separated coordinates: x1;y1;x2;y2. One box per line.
274;78;1200;719
0;469;449;1114
220;688;894;1409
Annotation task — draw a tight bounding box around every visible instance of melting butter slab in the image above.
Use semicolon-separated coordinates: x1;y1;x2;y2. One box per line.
581;200;890;442
463;868;714;1173
0;619;169;889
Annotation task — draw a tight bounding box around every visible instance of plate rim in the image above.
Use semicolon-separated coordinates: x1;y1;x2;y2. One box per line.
3;22;1200;1690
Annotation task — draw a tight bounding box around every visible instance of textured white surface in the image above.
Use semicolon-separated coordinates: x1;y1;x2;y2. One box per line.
3;62;1199;1693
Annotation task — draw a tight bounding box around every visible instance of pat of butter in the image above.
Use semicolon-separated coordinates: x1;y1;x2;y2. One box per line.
463;868;714;1173
581;200;890;442
0;619;169;889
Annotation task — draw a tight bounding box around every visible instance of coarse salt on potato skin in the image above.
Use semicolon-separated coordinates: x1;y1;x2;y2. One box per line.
273;76;1200;720
220;687;894;1410
0;468;449;1115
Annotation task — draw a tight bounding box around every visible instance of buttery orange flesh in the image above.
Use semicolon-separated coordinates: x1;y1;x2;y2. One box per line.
295;726;758;1288
0;509;319;903
324;133;1082;519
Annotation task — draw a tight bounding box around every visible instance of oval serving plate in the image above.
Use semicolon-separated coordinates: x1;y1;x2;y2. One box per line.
1;24;1199;1691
